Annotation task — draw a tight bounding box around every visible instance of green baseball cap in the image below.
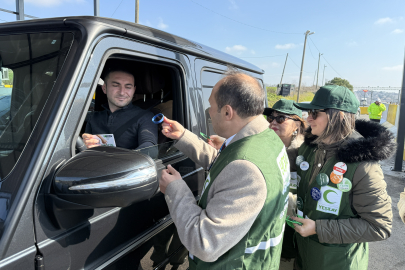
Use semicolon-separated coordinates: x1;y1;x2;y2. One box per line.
263;99;302;118
294;85;359;114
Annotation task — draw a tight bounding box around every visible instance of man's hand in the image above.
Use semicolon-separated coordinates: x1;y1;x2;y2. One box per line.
292;217;317;237
207;135;225;150
159;165;182;194
82;133;101;149
162;117;185;140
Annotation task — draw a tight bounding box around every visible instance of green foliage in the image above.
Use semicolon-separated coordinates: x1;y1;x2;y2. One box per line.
266;87;314;107
327;77;353;92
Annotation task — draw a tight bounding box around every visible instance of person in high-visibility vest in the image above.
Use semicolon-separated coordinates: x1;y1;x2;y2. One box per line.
367;98;386;123
159;69;289;270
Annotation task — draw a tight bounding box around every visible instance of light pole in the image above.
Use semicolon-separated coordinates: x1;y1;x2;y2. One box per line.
297;30;314;102
315;53;323;90
16;0;24;20
322;65;327;86
135;0;139;23
279;53;288;85
94;0;100;16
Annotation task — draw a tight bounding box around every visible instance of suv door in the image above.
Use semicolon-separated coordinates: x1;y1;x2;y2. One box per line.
194;59;265;137
33;36;203;269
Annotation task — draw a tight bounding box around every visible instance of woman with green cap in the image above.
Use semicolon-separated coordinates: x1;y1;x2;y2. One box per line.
263;99;306;262
291;85;394;270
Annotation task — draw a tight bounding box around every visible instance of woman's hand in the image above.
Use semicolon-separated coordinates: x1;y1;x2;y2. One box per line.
292;217;317;237
207;135;225;150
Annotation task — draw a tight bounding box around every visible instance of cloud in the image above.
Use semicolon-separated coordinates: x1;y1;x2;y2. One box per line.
382;65;403;71
228;0;238;9
391;29;403;34
250;50;256;54
140;20;153;28
275;43;297;50
225;45;247;54
346;41;358;47
25;0;84;7
374;17;394;25
271;62;280;67
157;18;168;30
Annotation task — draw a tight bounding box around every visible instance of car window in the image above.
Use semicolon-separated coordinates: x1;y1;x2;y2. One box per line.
0;68;12;127
79;60;182;161
0;32;74;180
201;70;224;136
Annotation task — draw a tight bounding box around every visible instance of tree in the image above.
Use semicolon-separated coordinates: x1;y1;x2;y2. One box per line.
327;77;353;92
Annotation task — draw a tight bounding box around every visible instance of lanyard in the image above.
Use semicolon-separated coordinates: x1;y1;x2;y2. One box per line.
207;140;227;171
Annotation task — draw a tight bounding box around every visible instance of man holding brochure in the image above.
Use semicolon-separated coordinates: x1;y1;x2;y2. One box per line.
159;69;289;269
82;68;157;150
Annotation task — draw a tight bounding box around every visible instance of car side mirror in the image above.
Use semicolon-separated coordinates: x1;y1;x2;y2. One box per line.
53;146;158;208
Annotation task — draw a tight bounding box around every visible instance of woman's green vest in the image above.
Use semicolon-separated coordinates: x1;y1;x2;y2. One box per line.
295;143;368;270
188;129;289;270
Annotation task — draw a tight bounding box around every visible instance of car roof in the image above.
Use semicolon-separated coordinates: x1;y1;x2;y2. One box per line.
0;16;263;75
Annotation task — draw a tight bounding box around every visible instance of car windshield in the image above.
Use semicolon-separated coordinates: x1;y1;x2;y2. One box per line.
0;32;74;180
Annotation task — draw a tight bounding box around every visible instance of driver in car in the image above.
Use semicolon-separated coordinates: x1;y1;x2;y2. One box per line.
82;68;158;150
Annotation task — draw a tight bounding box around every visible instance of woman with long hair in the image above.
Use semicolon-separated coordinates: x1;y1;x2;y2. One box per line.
292;85;394;270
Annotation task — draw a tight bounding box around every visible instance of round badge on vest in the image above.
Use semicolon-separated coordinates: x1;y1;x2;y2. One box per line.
297;197;304;210
330;171;343;184
300;161;310;171
296;155;305;167
333;162;347;176
337;178;352;192
316;173;329;186
311;187;322;201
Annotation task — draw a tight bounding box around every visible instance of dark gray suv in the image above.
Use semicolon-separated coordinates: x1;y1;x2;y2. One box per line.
0;17;264;269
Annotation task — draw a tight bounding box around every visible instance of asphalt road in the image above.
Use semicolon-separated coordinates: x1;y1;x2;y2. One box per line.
369;156;405;270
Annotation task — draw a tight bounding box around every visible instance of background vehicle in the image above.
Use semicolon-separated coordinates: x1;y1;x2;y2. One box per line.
0;17;264;269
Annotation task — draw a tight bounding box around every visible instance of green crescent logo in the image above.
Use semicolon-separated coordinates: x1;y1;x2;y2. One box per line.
323;190;337;204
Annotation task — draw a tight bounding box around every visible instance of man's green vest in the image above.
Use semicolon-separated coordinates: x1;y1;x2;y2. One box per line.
188;128;289;270
295;143;368;270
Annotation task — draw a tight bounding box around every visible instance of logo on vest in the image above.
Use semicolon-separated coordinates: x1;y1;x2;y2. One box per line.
201;174;211;197
316;186;342;215
277;147;290;194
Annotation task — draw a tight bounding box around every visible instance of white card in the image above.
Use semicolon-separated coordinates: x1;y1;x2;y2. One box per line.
96;134;116;147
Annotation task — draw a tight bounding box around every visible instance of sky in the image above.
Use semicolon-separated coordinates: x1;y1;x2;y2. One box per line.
0;0;404;88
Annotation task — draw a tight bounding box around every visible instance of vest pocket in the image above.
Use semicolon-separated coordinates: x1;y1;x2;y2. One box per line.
306;238;351;269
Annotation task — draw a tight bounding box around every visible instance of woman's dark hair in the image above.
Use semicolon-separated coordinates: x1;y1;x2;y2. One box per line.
216;67;265;119
309;109;355;144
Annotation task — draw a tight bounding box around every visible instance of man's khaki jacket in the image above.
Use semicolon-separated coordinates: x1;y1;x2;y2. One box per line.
164;116;272;262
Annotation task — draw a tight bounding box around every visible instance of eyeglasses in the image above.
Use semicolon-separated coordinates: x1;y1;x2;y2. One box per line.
268;114;294;124
308;109;327;120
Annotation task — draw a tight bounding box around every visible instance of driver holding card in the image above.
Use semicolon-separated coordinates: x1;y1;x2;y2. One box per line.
82;68;157;150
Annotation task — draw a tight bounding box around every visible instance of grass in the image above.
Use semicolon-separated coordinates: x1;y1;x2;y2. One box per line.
267;87;314;107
